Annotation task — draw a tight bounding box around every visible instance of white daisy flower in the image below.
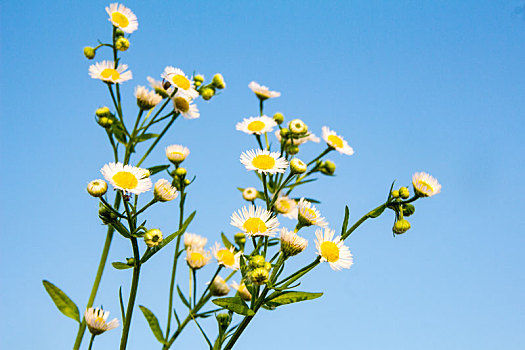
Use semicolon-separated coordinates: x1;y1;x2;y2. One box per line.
280;228;308;257
161;66;199;99
321;126;354;155
315;228;353;271
412;172;441;197
147;76;169;98
172;93;200;119
275;130;320;146
212;243;241;270
184;232;207;249
165;144;190;164
186;246;211;270
230;205;280;237
100;162;152;195
297;198;328;228
231;281;252;301
89;61;132;84
154;179;178;202
135;86;162;110
106;3;138;33
240;149;288;175
236;115;277;135
274;196;298;219
209;276;230;296
248;81;281;100
84;307;119;336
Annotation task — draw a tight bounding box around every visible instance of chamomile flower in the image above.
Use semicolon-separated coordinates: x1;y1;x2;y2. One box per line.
135;86;162;110
412;172;441;197
274;196;298;219
85;307;119;336
154;179;178;202
297;198;328;228
165;144;190;164
147;76;169;98
172;93;200;119
280;228;308;257
100;162;152;195
230;205;280;237
209;276;230;296
89;61;132;84
105;3;138;33
248;81;281;100
184;232;207;249
231;281;251;301
186;246;211;270
236;116;277;135
212;243;241;270
240;149;288;175
315;228;353;271
321;126;354;155
161;66;199;99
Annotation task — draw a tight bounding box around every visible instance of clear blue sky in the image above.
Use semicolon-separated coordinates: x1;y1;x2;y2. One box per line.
1;1;525;349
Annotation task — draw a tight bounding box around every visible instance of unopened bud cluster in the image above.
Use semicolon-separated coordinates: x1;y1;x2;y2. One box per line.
247;255;272;285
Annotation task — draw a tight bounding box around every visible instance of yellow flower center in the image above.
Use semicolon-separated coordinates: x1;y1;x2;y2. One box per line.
301;208;317;220
327;134;344;148
217;249;235;266
320;241;340;262
243;217;267;234
276;199;291;213
190;252;204;262
112;171;138;189
255;92;270;99
101;68;120;81
95;316;105;324
111;12;129;28
174;97;190;113
252;155;275;170
247;120;265;132
171;74;191;90
416;180;433;193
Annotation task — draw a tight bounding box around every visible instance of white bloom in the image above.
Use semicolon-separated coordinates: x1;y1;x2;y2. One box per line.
186;246;211;269
89;61;132;84
297;198;328;227
231;205;280;237
280;228;308;256
85;307;119;335
184;233;207;249
321;126;354;155
212;243;241;270
172;92;199;119
248;81;281;99
165;144;190;164
161;66;199;99
274;196;298;219
240;149;288;175
412;172;441;197
100;162;152;195
135;86;162;110
154;179;178;202
105;3;138;33
236;116;277;135
315;228;353;271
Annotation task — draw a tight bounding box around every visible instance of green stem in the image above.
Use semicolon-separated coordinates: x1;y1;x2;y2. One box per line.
119;238;141;350
307;147;332;166
87;334;95;350
136;114;179;167
261;174;270;209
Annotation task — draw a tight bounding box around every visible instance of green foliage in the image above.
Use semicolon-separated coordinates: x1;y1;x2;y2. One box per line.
42;280;80;322
139;305;167;345
265;291;323;307
212;297;255;316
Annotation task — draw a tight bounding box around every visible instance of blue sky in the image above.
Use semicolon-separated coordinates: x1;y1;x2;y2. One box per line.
1;1;525;349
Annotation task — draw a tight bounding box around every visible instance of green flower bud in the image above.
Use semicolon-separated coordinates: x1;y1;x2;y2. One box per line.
83;46;96;60
216;312;232;330
234;232;246;246
250;268;269;285
115;29;125;38
264;262;272;271
144;229;163;247
194;74;205;83
175;167;187;178
210;276;230;297
126;257;135;266
98;203;118;224
183;179;191;186
402;204;415;217
200;87;215;100
97;116;113;128
96;106;112;118
320;160;336;175
280;128;290;138
289;119;308;135
273;112;284;125
393;219;411;234
290;158;307;174
211;73;226;89
391;190;400;198
287;145;299;155
115;37;130;51
87;179;108;197
399;187;410;199
250;255;266;268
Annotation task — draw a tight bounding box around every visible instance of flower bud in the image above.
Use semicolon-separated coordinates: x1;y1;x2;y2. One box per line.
175;167;187;178
286;145;299;155
210;276;230;297
273;112;284;124
183;179;191;186
97;116;113;128
250;267;269;285
393;219;411;234
289;119;308;135
115;29;125;37
115;37;130;51
144;229;163;247
231;281;251;301
249;255;266;268
193;74;205;88
154;179;178;202
126;257;135;266
320;160;336;175
83;46;96;60
399;187;410;199
98;203;118;224
200;87;215;100
402;204;415;217
87;179;108;197
234;232;246;246
211;73;226;89
96;106;112;118
242;187;258;201
280;128;290;138
391;190;400;198
264;262;272;271
290;158;307;174
216;312;231;330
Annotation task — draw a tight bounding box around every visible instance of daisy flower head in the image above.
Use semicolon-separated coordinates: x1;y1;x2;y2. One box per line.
100;162;152;195
85;307;119;336
236;115;277;135
240;149;288;175
147;76;169;98
274;196;298;219
89;61;132;84
184;232;207;250
280;228;308;257
186;246;211;270
412;172;442;197
154;179;178;202
135;86;162;110
172;92;200;119
231;205;280;237
321;126;354;156
106;3;138;33
248;81;281;100
212;242;241;270
161;66;199;99
209;275;230;296
165;144;189;164
297;198;328;228
315;228;353;271
231;281;252;301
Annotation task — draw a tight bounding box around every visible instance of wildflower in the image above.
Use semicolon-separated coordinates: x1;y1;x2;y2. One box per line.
297;198;328;228
209;276;230;296
172;93;199;119
165;145;189;164
100;162;152;195
87;179;108;197
280;228;308;257
236;116;277;135
135;86;162;110
212;243;240;270
161;66;199;99
184;232;207;249
186;246;211;269
315;228;353;271
231;281;251;301
85;307;119;336
144;229;163;247
248;81;281;100
106;3;138;33
89;61;132;84
274;196;298;219
231;205;280;237
240;149;288;175
242;187;258;202
154;179;178;202
321;126;354;155
147;76;169;98
412;172;441;197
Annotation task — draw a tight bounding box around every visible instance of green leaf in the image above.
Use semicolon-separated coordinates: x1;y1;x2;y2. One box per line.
268;238;280;246
341;206;350;234
112;262;132;270
136;133;159;142
147;165;170;176
212;297;255;316
387;180;396;202
139;305;167;345
42;280;80;322
368;204;386;218
110;221;131;238
112;122;127;145
291;197;320;204
221;232;234;250
177;286;190;308
265;291;323;307
119;287;126;322
285;178;318;189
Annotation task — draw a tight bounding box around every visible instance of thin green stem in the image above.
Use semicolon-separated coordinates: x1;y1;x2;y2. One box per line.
307;147;332;166
136;114;179;167
87;334;95;350
261;174;270;209
119;238;141;350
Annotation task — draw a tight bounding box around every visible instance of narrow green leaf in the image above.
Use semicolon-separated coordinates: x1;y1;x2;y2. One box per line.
112;122;127;145
110;221;131;238
139;306;167;345
387;180;396;202
265;291;323;307
268;238;280;246
285;178;318;188
119;287;126;322
147;164;170;176
291;197;320;204
136;133;159;142
341;206;350;234
368;204;386;218
221;232;234;250
112;262;132;270
212;297;255;316
177;286;190;308
42;280;80;322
